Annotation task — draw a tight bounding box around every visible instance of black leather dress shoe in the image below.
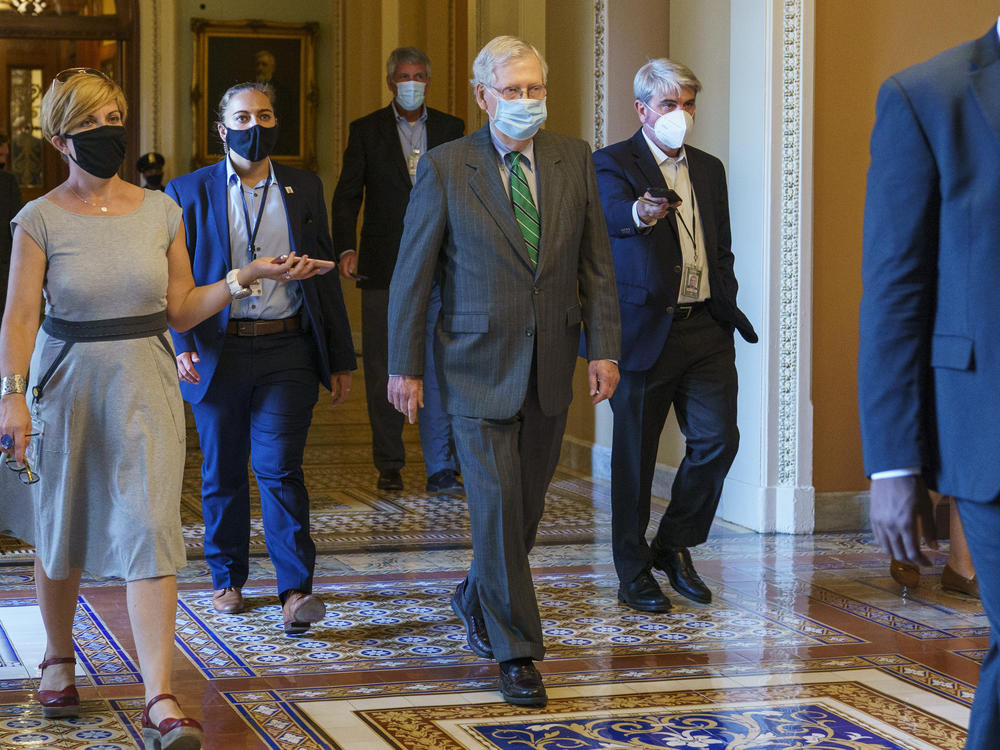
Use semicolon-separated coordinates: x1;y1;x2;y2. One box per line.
618;570;672;612
426;469;465;496
450;581;493;659
653;546;712;604
498;658;547;706
377;469;404;491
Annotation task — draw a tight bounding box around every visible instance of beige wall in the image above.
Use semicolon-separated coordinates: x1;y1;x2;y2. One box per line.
561;1;671;456
812;1;997;492
545;0;599;448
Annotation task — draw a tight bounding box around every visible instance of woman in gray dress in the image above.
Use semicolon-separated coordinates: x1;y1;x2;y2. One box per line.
0;70;332;749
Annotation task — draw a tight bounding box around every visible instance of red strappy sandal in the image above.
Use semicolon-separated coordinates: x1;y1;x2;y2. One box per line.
140;693;203;750
37;656;80;718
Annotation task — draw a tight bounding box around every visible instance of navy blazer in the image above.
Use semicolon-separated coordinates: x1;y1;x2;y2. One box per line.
167;159;356;405
331;105;465;289
859;27;1000;501
592;130;756;372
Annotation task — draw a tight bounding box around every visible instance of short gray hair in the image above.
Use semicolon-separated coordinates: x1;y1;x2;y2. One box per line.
386;47;431;78
633;58;701;104
470;35;548;89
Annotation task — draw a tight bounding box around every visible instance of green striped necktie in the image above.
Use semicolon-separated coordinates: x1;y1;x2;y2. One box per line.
507;151;540;268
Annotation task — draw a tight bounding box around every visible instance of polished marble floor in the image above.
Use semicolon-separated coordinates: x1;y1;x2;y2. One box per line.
0;366;984;749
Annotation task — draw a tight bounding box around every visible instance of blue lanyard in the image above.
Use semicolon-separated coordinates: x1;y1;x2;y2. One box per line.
239;177;271;259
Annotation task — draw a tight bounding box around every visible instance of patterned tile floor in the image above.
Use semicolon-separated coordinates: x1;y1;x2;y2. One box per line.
0;364;984;748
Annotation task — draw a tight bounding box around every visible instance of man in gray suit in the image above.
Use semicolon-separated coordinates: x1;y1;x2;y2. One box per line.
387;35;620;707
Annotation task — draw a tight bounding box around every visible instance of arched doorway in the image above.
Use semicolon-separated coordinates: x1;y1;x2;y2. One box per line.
0;0;139;201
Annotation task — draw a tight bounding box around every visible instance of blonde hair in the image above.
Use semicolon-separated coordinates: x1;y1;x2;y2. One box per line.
40;72;127;143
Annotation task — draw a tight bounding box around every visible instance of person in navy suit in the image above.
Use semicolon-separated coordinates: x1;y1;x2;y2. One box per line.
167;82;356;635
593;59;756;614
859;20;1000;750
332;47;465;494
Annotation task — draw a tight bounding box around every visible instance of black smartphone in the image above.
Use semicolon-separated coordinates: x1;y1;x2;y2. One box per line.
647;186;682;202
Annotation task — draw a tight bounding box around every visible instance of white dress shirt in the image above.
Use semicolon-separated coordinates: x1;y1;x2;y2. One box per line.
632;131;710;302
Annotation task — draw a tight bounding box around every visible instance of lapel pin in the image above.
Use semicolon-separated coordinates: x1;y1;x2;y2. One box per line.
285;186;294;194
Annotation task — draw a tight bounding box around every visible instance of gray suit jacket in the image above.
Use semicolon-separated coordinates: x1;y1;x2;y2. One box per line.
388;124;620;420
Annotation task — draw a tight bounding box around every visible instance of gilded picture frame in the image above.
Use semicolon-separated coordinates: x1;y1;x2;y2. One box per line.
191;18;317;170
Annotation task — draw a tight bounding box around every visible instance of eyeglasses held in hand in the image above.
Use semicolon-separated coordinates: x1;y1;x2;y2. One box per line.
5;432;40;485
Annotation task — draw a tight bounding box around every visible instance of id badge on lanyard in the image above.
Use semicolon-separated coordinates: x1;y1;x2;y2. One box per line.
241;179;271;296
407;148;421;179
683;265;703;298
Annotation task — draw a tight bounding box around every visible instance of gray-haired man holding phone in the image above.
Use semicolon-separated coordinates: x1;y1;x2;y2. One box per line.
593;57;757;614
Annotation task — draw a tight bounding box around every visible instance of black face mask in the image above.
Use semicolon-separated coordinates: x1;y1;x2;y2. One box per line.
225;124;280;162
65;125;127;179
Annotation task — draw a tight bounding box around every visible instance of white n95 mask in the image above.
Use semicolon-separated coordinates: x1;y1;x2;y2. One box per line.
653;108;694;150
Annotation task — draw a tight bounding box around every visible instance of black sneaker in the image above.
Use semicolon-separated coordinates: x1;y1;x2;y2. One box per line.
426;469;465;496
377;469;404;491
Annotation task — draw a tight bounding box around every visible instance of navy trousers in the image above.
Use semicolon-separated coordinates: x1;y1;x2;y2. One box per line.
191;329;318;599
610;309;739;585
420;284;458;477
956;497;1000;749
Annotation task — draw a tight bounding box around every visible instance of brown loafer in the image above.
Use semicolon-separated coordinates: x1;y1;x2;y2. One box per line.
282;591;326;635
941;564;980;598
212;587;245;614
889;559;920;589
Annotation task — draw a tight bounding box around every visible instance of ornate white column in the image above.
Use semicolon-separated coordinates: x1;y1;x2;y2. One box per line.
716;0;815;533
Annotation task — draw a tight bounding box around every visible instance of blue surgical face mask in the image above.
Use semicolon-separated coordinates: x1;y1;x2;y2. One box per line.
490;92;547;140
395;80;426;111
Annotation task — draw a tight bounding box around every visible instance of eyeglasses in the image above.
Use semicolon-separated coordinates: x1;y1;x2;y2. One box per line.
5;433;40;485
489;84;546;101
54;67;111;84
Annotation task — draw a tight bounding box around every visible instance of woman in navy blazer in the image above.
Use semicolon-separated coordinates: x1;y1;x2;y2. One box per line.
167;82;355;635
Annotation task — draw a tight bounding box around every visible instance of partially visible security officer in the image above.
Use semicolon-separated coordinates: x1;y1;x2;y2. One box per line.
137;151;165;191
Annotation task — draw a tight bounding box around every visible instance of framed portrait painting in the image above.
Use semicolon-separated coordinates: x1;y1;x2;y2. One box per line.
191;18;317;170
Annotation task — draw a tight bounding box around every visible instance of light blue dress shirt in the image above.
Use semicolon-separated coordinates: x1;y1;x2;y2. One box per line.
225;155;302;320
392;101;429;186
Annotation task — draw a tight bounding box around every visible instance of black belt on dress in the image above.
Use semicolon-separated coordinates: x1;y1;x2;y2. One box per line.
34;311;172;401
671;301;709;321
42;311;168;341
226;315;301;337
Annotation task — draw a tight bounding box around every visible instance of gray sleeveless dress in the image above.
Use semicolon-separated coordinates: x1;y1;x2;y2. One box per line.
1;192;187;581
